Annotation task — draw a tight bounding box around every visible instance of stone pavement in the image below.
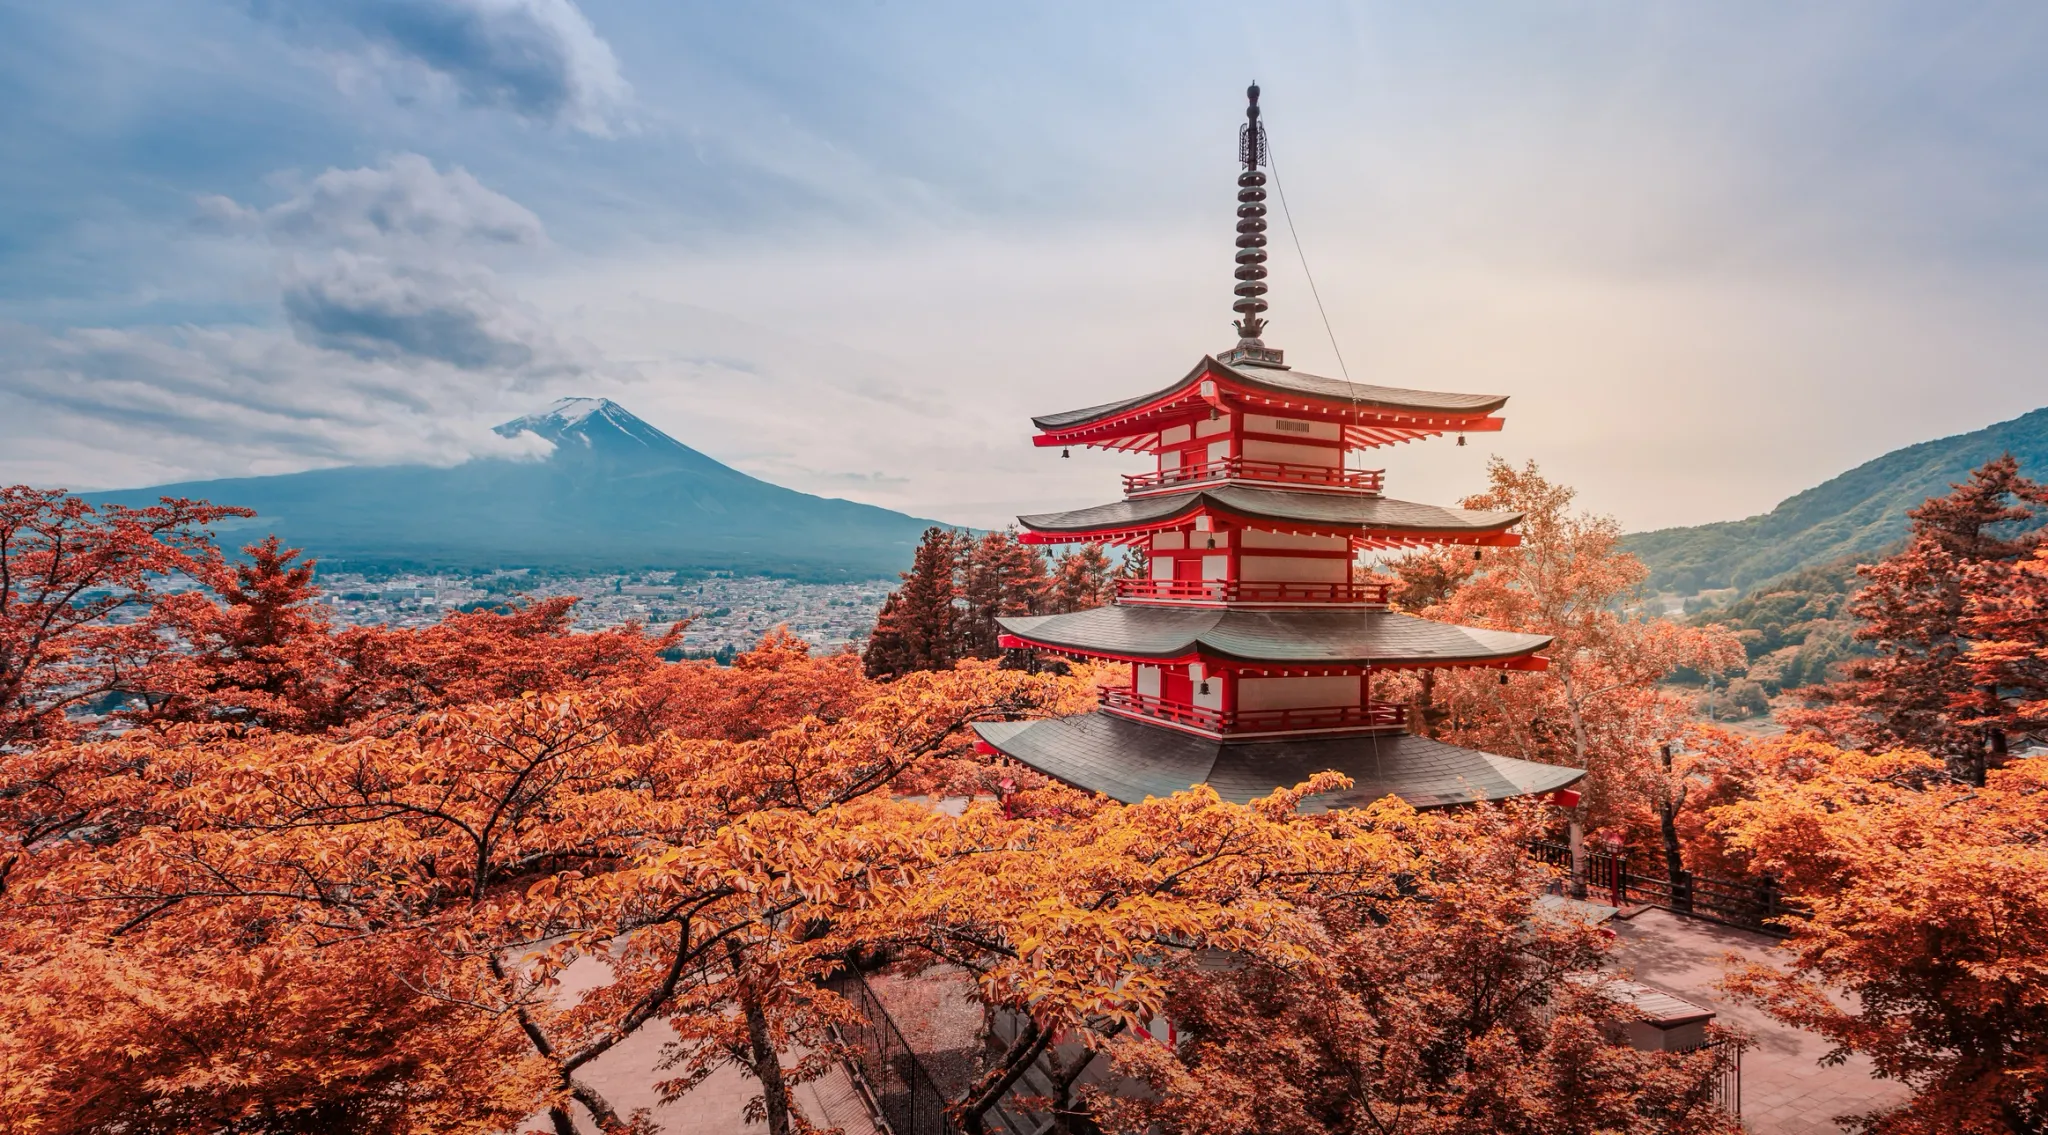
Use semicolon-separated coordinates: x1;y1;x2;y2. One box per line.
1608;908;1911;1134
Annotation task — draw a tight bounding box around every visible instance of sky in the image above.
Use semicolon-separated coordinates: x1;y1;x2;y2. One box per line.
3;1;2046;534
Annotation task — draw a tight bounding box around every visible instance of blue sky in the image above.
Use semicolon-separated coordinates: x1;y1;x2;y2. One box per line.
3;1;2045;531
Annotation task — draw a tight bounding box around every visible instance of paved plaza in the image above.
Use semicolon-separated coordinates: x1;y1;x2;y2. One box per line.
1609;908;1912;1133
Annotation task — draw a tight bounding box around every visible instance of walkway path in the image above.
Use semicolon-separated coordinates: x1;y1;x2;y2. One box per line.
1609;908;1910;1134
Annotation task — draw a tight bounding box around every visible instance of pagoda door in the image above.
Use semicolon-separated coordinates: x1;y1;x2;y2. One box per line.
1160;666;1193;708
1173;555;1205;600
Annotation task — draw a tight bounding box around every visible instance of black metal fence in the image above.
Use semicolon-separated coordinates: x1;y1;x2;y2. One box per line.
1710;1039;1742;1119
827;966;962;1135
1530;840;1807;934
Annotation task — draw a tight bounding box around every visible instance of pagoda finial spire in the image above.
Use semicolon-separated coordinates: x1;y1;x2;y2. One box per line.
1224;82;1285;368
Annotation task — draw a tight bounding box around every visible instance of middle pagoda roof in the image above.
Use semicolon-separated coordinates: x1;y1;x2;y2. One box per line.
1032;355;1509;452
1016;484;1524;547
997;604;1553;668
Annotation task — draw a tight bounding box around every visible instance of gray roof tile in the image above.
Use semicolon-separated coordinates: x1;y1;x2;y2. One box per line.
974;712;1583;810
997;605;1552;665
1017;485;1522;537
1032;356;1508;432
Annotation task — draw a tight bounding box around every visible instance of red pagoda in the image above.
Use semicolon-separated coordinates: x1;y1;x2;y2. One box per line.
973;85;1585;812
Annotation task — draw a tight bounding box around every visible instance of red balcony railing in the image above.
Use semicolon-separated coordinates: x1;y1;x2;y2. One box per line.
1115;578;1392;606
1100;688;1409;735
1123;457;1385;496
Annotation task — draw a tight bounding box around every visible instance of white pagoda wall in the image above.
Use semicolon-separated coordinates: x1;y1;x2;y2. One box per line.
1236;674;1363;711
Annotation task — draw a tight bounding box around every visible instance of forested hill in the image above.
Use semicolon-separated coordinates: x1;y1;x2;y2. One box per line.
85;398;945;581
1623;405;2048;594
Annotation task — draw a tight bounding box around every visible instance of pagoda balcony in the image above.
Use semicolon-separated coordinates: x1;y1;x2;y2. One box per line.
1100;687;1410;736
1123;457;1385;497
1114;578;1392;606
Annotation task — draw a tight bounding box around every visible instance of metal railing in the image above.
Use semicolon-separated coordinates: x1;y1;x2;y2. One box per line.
1529;840;1806;935
1100;687;1408;735
1123;457;1385;496
826;967;961;1135
1115;578;1392;605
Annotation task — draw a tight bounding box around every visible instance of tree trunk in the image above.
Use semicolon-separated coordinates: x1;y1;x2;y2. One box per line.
959;1015;1056;1135
731;943;795;1135
1659;744;1686;898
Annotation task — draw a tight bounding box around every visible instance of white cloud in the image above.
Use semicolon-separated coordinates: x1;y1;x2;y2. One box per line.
0;321;556;490
0;155;594;490
253;0;631;134
212;154;583;374
203;153;545;250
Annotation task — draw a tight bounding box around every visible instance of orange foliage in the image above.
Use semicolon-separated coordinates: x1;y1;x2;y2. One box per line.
1387;460;1742;834
1093;803;1739;1135
2;487;1743;1135
1710;744;2048;1133
0;487;249;749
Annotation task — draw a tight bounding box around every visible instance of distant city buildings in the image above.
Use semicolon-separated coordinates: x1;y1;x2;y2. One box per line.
313;570;890;654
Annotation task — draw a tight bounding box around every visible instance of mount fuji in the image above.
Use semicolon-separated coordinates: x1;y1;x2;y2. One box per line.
85;399;944;579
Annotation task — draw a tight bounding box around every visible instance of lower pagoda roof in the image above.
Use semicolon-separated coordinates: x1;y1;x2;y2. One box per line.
1016;485;1522;545
998;605;1552;667
974;712;1583;810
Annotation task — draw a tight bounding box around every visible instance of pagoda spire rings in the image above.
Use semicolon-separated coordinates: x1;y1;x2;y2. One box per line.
1226;83;1285;369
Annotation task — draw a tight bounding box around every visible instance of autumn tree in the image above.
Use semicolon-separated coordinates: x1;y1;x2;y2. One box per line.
131;535;679;735
0;487;249;748
1961;544;2048;743
1384;460;1742;833
1046;542;1117;613
1710;742;2048;1134
1096;801;1740;1135
864;526;968;678
4;635;1085;1135
1788;456;2048;779
959;529;1046;658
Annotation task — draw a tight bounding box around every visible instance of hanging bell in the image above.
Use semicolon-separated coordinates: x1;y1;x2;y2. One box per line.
1210;407;1220;421
1457;434;1467;447
1062;448;1070;459
1207;535;1217;549
1472;547;1482;562
1499;672;1509;686
1198;679;1212;696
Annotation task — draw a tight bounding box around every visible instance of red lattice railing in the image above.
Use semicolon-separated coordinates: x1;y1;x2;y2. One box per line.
1123;457;1385;495
1101;687;1408;734
1114;578;1391;605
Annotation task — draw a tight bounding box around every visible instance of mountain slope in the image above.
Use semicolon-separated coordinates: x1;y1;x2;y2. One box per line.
86;398;943;580
1624;406;2048;594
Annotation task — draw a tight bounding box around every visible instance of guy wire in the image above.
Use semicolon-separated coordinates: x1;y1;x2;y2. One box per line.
1264;138;1352;383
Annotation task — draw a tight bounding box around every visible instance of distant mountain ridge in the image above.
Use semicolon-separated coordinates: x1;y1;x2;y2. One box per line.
1623;405;2048;594
86;398;944;580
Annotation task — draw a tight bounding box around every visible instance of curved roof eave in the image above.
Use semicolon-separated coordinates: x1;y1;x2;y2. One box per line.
995;606;1554;667
973;714;1585;810
1030;356;1510;433
1016;486;1524;538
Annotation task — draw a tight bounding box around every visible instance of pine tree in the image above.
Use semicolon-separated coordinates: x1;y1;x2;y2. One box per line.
1963;544;2048;743
1116;545;1149;583
863;527;967;678
1048;543;1116;613
959;530;1046;659
1791;456;2048;778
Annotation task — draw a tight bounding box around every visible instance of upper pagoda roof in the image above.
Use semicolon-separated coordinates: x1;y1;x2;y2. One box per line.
1016;485;1522;547
1031;356;1508;450
973;712;1582;810
997;605;1551;668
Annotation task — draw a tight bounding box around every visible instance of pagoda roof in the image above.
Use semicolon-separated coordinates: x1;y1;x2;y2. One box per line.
997;605;1551;667
974;712;1583;810
1032;356;1508;450
1016;485;1523;546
